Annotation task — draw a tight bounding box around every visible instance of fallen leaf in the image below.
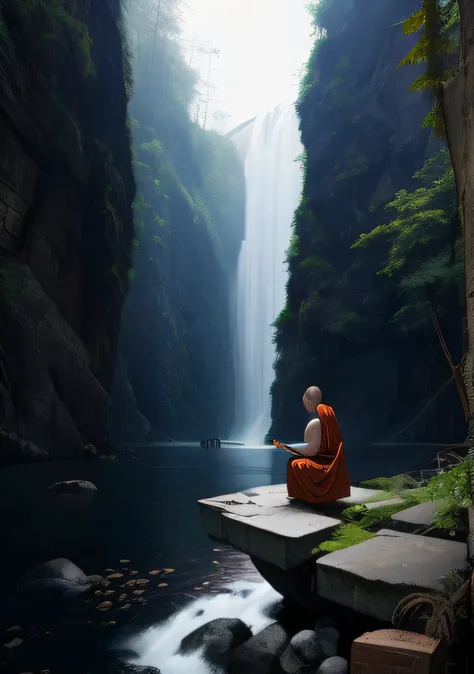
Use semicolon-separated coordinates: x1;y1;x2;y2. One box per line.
119;559;131;563
119;603;132;610
158;583;168;588
118;594;127;601
212;561;219;565
125;579;138;586
4;638;23;648
130;570;138;575
106;573;123;580
108;454;116;460
95;590;104;596
202;582;210;586
149;570;161;575
96;601;113;611
104;590;115;596
136;579;149;585
162;568;175;574
133;589;145;595
101;621;117;627
40;670;51;674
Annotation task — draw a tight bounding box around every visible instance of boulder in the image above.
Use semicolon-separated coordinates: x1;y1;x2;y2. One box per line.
0;428;49;464
229;623;290;674
279;630;323;673
178;618;252;670
19;558;103;601
316;657;348;674
317;627;339;659
49;479;97;495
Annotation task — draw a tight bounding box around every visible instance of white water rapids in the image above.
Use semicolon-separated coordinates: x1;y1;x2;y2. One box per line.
129;580;281;673
231;102;304;443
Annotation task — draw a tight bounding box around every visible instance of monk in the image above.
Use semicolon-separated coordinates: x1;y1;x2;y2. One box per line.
274;387;351;504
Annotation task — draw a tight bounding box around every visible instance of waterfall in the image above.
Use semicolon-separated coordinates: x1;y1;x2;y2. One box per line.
231;102;303;443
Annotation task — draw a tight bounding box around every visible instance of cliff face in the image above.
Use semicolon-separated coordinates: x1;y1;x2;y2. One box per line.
271;0;465;444
0;0;135;461
108;0;245;444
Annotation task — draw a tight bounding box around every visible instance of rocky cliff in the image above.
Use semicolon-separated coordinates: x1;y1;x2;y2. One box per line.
0;0;135;461
271;0;465;444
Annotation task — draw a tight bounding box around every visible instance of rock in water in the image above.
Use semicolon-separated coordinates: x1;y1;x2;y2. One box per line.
316;656;348;674
49;479;97;494
0;429;49;464
229;623;290;674
19;558;103;601
317;626;339;659
279;630;323;673
179;618;252;670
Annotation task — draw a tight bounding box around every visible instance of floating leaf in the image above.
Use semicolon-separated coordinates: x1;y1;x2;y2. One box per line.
104;590;115;596
162;568;174;574
108;454;116;460
101;621;117;627
118;594;127;602
105;568;115;573
202;582;210;586
4;638;23;648
133;589;145;595
119;559;131;563
107;573;123;580
130;570;138;575
97;601;113;611
149;570;161;575
136;579;149;585
119;603;132;610
125;579;138;586
158;583;168;588
6;626;23;633
212;561;219;565
40;670;51;674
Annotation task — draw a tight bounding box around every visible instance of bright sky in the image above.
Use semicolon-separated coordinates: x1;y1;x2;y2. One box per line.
179;0;314;132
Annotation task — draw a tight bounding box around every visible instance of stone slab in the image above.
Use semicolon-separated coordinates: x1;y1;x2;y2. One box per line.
198;484;385;571
316;529;469;622
391;500;445;534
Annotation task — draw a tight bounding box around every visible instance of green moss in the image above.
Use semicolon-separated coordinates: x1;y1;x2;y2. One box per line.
313;523;376;554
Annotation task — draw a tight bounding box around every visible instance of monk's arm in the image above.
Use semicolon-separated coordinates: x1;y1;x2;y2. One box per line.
299;418;321;457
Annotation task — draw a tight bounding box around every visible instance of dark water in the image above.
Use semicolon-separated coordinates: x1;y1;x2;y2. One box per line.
0;442;441;673
0;442;441;581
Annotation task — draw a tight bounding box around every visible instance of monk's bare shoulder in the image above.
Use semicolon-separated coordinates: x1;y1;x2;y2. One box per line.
304;418;321;449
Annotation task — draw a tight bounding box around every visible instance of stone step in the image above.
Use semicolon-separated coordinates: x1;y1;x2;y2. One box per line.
198;484;386;571
390;500;446;535
316;529;469;622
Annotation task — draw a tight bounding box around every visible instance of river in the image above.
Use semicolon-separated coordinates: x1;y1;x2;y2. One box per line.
0;442;441;673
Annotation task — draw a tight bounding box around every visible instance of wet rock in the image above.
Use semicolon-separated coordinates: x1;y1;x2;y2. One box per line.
279;630;323;674
317;626;339;659
229;623;290;674
316;656;348;674
19;558;103;601
113;663;161;674
0;428;49;464
49;479;97;494
291;630;323;664
179;618;252;669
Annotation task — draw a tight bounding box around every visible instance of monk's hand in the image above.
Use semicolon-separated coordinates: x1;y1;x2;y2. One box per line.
272;439;285;449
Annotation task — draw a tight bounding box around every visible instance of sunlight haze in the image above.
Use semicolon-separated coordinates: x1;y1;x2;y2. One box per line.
180;0;314;132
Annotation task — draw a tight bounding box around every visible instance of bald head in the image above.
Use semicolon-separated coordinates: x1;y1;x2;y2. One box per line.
303;386;322;413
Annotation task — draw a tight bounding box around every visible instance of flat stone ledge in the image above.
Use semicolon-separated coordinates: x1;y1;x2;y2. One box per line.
316;529;469;622
198;485;385;571
390;500;445;534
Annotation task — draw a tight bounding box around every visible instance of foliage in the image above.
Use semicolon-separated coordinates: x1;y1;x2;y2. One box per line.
313;460;473;555
398;0;460;134
312;523;376;555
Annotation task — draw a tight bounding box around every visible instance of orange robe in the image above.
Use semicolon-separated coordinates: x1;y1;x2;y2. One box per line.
286;404;351;504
